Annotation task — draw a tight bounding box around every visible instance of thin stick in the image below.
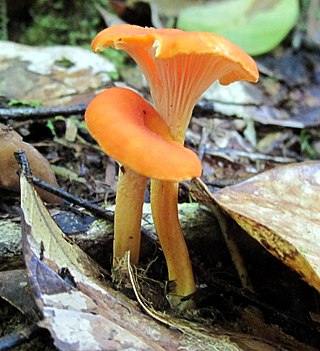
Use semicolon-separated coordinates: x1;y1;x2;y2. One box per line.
32;176;115;221
14;150;156;240
0;104;87;121
14;150;113;221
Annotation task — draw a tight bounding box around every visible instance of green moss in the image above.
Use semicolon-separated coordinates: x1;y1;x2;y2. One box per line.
18;1;130;75
20;0;107;46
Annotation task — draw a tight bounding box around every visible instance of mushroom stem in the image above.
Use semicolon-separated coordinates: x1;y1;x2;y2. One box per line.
151;179;195;298
114;166;147;266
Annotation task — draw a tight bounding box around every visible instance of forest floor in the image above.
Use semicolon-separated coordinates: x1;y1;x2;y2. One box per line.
1;5;320;349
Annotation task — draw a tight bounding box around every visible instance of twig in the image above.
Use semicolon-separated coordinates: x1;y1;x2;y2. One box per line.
0;104;87;121
193;99;263;117
95;2;126;26
14;151;156;240
32;176;114;221
14;150;113;221
14;151;33;177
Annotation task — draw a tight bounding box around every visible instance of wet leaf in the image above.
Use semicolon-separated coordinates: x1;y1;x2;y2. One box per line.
20;173;248;351
19;171;304;350
177;0;299;55
211;162;320;293
21;172;175;350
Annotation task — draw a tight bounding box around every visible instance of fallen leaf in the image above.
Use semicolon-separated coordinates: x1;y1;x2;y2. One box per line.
177;0;299;55
203;81;264;106
0;123;60;203
200;82;320;129
19;169;305;350
0;42;114;106
20;173;240;350
21;172;178;350
208;162;320;293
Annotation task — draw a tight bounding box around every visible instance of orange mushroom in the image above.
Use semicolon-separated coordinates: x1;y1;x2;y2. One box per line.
85;87;201;265
88;24;259;303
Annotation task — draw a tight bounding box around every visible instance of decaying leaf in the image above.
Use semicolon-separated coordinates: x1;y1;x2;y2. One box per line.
201;81;320;129
20;173;240;350
19;169;307;350
21;173;175;350
0;41;114;106
0;123;60;203
199;162;320;293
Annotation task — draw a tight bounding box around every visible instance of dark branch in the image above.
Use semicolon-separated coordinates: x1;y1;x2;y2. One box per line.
0;104;87;121
14;151;157;240
31;176;114;222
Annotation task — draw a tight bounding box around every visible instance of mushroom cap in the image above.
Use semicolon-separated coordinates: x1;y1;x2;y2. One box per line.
92;24;258;85
85;87;202;181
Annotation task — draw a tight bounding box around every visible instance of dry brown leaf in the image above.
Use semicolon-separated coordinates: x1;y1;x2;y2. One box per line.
0;123;60;203
21;173;178;350
20;171;318;351
0;42;114;106
210;161;320;293
20;173;246;351
202;79;320;129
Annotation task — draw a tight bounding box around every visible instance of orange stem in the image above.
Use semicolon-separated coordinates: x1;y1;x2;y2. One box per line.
150;179;195;298
113;166;147;266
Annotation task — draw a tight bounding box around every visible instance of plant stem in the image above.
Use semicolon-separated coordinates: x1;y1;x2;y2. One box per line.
151;180;195;299
113;166;147;266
